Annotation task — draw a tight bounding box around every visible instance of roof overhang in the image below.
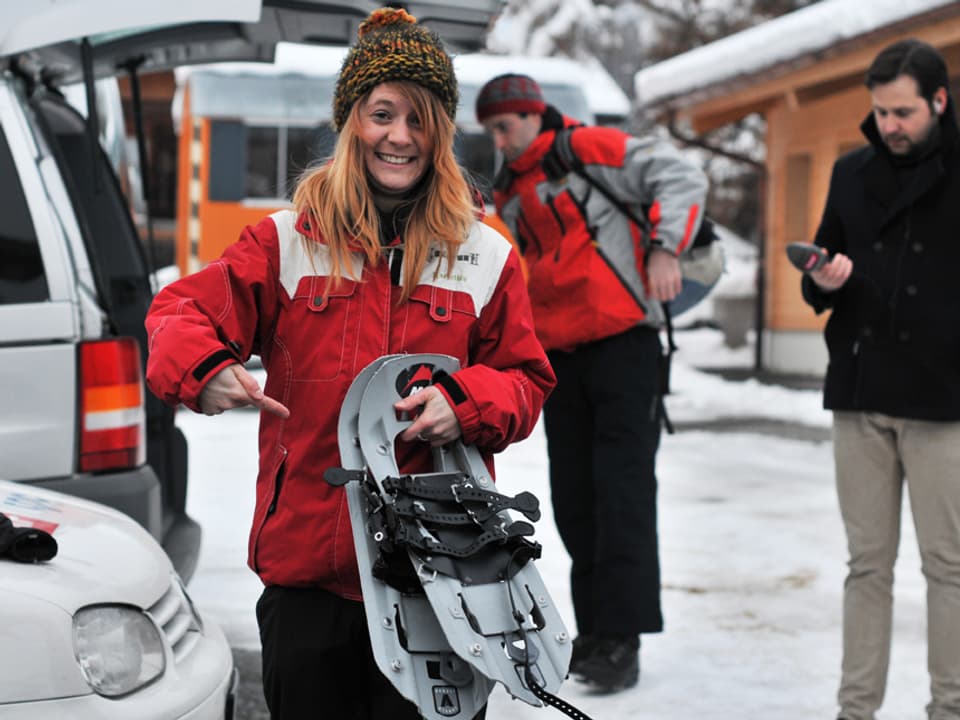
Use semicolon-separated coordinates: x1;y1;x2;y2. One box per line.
639;2;960;133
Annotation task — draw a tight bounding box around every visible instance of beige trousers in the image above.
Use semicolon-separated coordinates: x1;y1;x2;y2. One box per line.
833;412;960;720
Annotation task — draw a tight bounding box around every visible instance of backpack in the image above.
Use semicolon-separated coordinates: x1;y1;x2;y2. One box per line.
541;126;724;317
540;126;726;429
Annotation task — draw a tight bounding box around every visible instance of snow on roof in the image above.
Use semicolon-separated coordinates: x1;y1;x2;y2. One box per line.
172;45;631;128
453;53;631;118
634;0;956;108
173;42;347;82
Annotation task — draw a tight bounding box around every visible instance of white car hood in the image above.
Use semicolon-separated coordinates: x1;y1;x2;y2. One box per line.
0;480;172;612
0;480;178;703
0;0;261;56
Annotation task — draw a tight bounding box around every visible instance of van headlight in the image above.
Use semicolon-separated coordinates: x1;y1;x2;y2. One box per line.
73;605;166;696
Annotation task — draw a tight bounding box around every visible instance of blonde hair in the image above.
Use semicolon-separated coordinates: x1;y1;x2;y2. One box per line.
293;81;475;302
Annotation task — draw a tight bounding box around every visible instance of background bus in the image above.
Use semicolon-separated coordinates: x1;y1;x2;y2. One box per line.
172;44;630;275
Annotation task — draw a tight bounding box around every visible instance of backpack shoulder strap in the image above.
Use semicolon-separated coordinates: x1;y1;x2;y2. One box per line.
541;126;580;181
543;126;652;234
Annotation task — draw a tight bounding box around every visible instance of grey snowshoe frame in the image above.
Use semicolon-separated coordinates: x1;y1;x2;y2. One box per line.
325;354;572;719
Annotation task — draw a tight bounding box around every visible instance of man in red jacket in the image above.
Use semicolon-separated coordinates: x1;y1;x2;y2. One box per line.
476;73;708;692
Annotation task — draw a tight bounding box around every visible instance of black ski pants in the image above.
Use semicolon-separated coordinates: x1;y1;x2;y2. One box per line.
544;325;664;637
257;586;488;719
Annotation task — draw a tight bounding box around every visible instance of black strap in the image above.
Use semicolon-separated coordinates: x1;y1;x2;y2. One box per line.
382;473;541;522
524;667;596;720
502;549;596;720
544;127;653;234
391;493;539;528
659;304;676;435
358;472;541;560
402;519;535;559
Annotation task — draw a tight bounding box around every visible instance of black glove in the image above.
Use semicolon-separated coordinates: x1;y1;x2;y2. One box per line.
0;512;58;563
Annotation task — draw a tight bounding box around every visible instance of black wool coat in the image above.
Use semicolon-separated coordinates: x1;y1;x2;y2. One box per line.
802;102;960;420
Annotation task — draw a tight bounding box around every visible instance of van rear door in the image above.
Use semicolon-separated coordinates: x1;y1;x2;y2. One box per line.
6;0;498;88
0;86;81;481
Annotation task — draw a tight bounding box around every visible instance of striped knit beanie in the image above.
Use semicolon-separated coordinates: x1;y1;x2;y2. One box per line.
475;73;546;122
332;7;458;131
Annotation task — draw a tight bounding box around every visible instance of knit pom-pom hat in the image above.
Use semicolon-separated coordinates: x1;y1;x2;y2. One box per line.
475;73;546;122
332;7;458;131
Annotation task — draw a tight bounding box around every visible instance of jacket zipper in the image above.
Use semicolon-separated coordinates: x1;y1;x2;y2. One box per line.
544;193;566;260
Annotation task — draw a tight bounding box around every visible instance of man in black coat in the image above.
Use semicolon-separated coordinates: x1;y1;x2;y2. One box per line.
802;39;960;720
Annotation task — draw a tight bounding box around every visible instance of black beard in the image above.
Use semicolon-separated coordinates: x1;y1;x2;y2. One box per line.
887;121;942;163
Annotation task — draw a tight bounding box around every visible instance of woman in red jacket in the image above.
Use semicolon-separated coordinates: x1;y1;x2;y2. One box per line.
145;9;554;719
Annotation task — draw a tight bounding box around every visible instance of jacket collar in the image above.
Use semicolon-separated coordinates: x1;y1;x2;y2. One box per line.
507;110;583;175
508;131;556;174
857;99;959;228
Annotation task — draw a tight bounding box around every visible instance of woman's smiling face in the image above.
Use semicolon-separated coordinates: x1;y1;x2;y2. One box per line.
358;83;433;193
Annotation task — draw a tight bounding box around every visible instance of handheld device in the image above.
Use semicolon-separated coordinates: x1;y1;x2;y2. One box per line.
786;242;829;274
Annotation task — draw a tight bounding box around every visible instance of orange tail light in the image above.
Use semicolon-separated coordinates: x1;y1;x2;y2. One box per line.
78;338;146;472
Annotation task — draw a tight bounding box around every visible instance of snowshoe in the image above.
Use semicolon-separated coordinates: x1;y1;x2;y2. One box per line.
325;354;573;718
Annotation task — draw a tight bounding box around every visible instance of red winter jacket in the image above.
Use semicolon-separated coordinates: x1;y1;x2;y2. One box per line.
494;118;707;351
145;209;555;599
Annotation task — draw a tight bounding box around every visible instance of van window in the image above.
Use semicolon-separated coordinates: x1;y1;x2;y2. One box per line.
246;126;281;198
0;129;48;304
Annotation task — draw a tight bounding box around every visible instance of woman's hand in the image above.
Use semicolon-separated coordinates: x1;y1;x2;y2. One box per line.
199;363;290;418
394;387;461;447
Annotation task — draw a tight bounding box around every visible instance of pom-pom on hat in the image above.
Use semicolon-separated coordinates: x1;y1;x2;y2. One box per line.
475;73;547;123
332;7;458;131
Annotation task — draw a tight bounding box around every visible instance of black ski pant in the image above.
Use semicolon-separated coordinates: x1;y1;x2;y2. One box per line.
257;586;487;719
544;325;664;638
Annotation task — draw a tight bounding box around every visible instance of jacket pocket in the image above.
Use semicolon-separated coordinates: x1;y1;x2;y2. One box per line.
284;276;358;381
251;445;287;574
405;285;476;358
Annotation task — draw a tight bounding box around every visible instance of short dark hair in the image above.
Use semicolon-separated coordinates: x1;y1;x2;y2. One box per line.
865;39;949;103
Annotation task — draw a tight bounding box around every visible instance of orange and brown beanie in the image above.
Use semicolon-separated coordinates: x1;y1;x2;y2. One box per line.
332;7;458;131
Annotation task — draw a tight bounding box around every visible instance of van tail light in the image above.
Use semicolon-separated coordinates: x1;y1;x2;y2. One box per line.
78;338;146;472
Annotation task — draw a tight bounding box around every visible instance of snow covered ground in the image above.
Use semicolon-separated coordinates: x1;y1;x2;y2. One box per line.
180;329;929;720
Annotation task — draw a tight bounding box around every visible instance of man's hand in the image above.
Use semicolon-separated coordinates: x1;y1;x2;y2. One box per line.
394;387;462;447
199;363;290;418
647;247;682;302
809;253;853;291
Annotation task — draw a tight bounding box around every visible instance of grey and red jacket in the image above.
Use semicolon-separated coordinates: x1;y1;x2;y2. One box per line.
145;209;555;598
494;114;708;351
